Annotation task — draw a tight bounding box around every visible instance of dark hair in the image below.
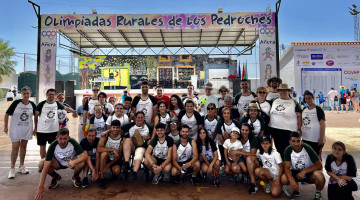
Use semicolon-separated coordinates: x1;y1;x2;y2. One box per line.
207;103;216;109
157;100;167;109
141;81;149;85
180;124;190;131
156;85;163;89
240;123;254;141
303;90;314;98
155;122;166;130
329;141;347;164
108;96;116;102
196;128;212;151
111;119;121;127
241;79;248;82
187;84;194;89
87;127;96;135
170;94;184;111
57;128;70;136
184;99;195;107
289;131;301;139
98;92;107;99
259;139;273;155
331;87;334;90
135;111;145;117
46;88;56;95
110;103;124;116
93;85;100;88
124;96;132;102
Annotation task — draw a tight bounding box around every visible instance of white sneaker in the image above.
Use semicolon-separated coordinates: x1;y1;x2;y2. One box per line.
18;165;29;174
265;181;272;194
8;169;15;179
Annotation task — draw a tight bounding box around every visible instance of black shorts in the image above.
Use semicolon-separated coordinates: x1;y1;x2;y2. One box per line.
7;97;13;101
291;170;314;184
154;157;166;166
340;98;346;104
37;132;57;146
178;158;193;173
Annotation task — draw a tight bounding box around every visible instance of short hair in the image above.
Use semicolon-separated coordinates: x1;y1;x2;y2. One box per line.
93;85;100;88
94;104;102;110
224;95;232;101
21;86;31;93
156;85;163;89
207;103;216;109
155;123;166;130
289;131;301;139
124;96;132;102
256;86;267;93
331;87;334;90
141;81;149;85
97;92;107;99
46;88;56;95
58;128;70;136
181;124;190;131
111;119;121;127
108;96;116;101
187;84;194;89
241;79;248;82
135;111;145;117
184;99;195;106
303;90;314;99
57;93;65;98
87;128;96;135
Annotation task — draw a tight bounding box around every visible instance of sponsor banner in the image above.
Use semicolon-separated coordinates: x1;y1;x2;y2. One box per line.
311;54;323;60
39;29;57;101
259;29;277;86
343;68;360;89
41;12;275;30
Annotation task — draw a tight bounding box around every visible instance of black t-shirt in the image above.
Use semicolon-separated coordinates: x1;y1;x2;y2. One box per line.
80;137;100;161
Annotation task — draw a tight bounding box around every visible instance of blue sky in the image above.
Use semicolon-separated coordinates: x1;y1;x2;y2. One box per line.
0;0;356;76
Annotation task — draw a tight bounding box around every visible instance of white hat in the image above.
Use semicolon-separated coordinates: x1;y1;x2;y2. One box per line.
231;127;240;133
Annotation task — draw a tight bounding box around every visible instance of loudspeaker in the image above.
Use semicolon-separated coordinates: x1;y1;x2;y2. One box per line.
64;96;76;110
65;81;75;97
55;81;64;94
232;78;241;97
109;73;114;79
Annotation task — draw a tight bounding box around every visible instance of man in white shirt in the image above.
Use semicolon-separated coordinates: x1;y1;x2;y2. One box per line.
327;87;339;112
266;77;282;101
131;81;157;125
197;82;218;115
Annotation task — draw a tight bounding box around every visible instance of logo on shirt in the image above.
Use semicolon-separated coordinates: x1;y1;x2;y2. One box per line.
20;112;29;121
275;104;285;111
295;160;305;170
303;117;311;126
47;111;55;119
58;112;65;120
264;160;273;168
141;108;148;116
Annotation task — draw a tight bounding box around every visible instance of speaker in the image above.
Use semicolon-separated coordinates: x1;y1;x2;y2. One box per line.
109;73;114;79
55;81;64;94
232;78;241;97
65;81;75;97
64;96;76;110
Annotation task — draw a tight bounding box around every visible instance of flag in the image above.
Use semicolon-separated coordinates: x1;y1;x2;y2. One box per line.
244;60;248;79
242;63;245;79
238;61;241;78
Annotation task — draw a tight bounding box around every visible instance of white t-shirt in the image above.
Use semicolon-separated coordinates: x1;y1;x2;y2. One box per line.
327;90;338;101
90;115;107;138
37;101;63;133
204;116;218;139
329;161;348;184
237;94;255;116
260;101;271;116
134;97;156;124
256;149;282;178
158;113;171;130
176;140;193;162
54;142;77;166
269;98;299;132
223;139;243;153
105;135;123;160
301;107;325;143
289;147;314;170
106;114;129;127
198;94;219;115
181;113;198;140
266;91;280;101
128;124;150;138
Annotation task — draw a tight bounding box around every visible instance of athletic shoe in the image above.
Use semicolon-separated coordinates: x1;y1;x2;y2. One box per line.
292;191;301;197
98;178;106;189
18;165;29;174
191;176;199;186
129;171;137;181
122;164;131;173
82;177;89;188
220;169;227;177
214;178;221;187
72;175;82;188
152;174;162;185
282;186;293;199
174;175;182;184
163;173;171;182
265;182;272;194
229;175;237;182
202;174;207;182
248;183;258;194
8;169;15;179
48;174;61;189
313;191;322;200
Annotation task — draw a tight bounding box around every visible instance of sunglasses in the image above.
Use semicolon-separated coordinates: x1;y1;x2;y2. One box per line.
170;122;177;125
220;90;227;93
92;89;99;92
207;107;215;110
258;91;267;94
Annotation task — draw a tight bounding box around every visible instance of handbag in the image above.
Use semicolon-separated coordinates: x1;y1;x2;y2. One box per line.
132;129;144;147
334;96;338;101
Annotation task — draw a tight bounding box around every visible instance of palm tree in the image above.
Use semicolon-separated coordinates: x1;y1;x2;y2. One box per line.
0;39;17;82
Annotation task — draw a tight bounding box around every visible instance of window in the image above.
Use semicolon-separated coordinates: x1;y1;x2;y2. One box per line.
180;55;192;62
159;55;170;62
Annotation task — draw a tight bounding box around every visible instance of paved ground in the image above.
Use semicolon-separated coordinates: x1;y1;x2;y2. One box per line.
0;101;359;200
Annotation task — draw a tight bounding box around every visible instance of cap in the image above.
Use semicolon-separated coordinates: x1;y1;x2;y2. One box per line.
260;135;271;142
231;127;240;133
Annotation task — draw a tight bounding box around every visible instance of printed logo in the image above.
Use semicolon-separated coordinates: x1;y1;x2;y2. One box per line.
303;117;311;126
58;112;65;120
326;60;334;66
41;30;57;40
325;54;335;59
311;54;323;60
344;70;360;74
337;55;349;59
302;61;310;65
47;111;55;119
296;54;309;59
312;62;316;66
264;160;273;168
295;160;305;170
20;112;29;122
275;104;285;112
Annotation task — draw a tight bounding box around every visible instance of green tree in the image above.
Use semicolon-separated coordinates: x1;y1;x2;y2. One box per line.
0;39;17;82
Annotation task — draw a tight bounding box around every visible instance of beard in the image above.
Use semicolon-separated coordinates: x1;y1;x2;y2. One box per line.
181;134;188;139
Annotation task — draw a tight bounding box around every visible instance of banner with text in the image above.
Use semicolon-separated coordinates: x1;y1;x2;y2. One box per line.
41;12;275;30
39;29;57;101
259;27;277;86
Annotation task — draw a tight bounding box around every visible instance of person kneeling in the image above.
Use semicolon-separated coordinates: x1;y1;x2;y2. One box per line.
97;120;127;189
281;132;325;200
171;124;200;185
145;123;173;184
35;128;87;200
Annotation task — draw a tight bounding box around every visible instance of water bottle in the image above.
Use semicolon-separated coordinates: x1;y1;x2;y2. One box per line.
181;164;187;174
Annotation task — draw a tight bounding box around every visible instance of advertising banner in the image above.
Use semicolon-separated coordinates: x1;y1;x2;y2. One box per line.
41;12;275;30
39;29;57;101
259;26;277;86
342;68;360;89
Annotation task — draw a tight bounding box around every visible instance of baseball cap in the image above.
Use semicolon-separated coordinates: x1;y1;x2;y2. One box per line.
260;135;271;142
231;127;240;133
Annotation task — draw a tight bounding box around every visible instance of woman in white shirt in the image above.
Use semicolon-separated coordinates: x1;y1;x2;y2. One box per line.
106;103;129;130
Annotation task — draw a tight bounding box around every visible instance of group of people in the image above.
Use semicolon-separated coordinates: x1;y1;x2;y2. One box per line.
3;79;359;200
327;86;360;113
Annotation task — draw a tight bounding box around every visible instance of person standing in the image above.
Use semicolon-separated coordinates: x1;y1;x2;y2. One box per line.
121;90;130;104
4;86;36;179
169;94;184;117
131;81;157;125
352;88;359;112
82;85;100;131
77;96;88;141
203;103;220;141
217;85;230;108
178;100;204;140
240;103;265;138
89;104;108;138
218;95;241;122
266;77;282;101
6;89;14;107
339;86;348;111
155;85;170;109
34;89;78;160
234;79;257;117
12;87;17;98
327;87;339;112
197;82;218;115
182;84;198;109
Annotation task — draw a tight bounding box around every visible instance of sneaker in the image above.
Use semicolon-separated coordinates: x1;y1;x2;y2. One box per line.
163;173;171;182
220;169;227;177
292;191;301;197
265;182;272;194
98;178;106;189
191;176;199;186
236;174;243;183
8;169;15;179
248;183;258;194
48;174;61;189
152;174;163;185
122;164;131;173
313;191;322;200
229;175;237;182
174;174;182;184
214;178;221;187
282;186;293;199
129;171;137;181
18;165;29;174
72;175;82;188
202;174;207;182
82;177;89;188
